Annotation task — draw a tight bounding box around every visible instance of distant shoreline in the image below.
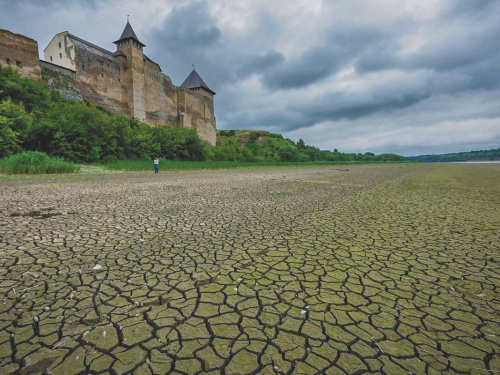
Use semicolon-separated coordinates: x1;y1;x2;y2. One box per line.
452;160;500;164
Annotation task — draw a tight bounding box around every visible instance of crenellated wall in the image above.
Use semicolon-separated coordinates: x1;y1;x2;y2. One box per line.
143;61;179;124
178;88;217;146
0;29;41;80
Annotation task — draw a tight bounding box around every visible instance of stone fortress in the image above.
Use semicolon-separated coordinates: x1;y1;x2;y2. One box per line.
0;22;217;146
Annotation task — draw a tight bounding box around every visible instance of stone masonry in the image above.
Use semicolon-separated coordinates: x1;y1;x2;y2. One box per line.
0;29;41;80
0;23;216;146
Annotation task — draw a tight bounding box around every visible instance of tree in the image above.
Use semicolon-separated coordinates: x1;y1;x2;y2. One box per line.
0;98;33;157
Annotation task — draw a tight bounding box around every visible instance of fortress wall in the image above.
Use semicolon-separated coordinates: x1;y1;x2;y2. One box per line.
143;60;178;123
191;87;214;100
121;44;146;120
41;60;73;78
41;61;83;101
0;29;41;80
71;41;126;114
178;88;216;146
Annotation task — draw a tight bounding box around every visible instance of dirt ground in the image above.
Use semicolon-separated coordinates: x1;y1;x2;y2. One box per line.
0;163;499;374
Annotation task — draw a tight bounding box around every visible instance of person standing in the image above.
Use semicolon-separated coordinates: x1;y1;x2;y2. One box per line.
154;157;159;174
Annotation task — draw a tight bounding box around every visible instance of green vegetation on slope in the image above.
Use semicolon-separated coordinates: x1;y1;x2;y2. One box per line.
406;148;500;162
0;65;210;163
215;129;405;162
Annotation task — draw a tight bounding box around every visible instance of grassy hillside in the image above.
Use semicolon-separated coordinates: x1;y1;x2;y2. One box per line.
406;148;500;162
214;129;405;162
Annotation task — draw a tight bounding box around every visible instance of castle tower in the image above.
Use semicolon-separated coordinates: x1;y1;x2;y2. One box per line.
114;20;146;120
179;68;216;146
181;68;216;99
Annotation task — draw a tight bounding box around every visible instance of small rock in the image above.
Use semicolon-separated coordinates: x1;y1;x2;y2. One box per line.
44;306;50;312
476;293;486;297
92;264;103;271
300;310;307;315
9;211;23;217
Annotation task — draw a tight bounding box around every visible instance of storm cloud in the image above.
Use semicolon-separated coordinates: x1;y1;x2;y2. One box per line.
1;0;499;155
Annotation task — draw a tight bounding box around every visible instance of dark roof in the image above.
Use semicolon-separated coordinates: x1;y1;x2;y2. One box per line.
181;69;215;95
113;50;127;57
68;33;116;56
114;21;145;47
64;32;159;69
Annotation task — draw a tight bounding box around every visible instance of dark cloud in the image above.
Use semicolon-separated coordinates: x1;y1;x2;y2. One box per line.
306;87;432;122
1;0;99;9
156;3;221;49
442;0;499;18
236;50;285;77
262;25;394;91
355;1;500;93
262;48;339;90
146;1;223;87
408;25;500;75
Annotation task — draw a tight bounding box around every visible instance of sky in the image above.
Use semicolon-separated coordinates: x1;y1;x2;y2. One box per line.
1;0;499;156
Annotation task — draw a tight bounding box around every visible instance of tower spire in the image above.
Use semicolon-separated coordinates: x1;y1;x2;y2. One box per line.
181;68;216;95
114;19;145;48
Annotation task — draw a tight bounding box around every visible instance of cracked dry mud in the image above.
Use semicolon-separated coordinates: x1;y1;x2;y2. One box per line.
0;163;499;375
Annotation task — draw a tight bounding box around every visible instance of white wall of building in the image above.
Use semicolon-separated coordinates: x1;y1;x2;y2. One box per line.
43;32;75;71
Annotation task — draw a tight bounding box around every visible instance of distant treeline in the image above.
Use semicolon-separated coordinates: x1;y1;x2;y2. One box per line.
1;65;404;163
406;148;500;162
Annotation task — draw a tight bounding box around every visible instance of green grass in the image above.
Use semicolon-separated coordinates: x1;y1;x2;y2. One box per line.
0;151;80;174
106;159;374;171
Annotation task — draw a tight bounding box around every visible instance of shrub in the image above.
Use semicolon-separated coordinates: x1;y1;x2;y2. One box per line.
0;151;80;174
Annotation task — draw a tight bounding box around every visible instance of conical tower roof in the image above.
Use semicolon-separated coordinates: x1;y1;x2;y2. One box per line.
114;21;145;47
181;68;215;95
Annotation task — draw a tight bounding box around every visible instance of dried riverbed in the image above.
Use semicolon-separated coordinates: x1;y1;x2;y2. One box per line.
0;163;499;374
